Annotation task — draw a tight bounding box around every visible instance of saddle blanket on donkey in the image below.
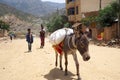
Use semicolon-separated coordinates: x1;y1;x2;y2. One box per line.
49;28;73;54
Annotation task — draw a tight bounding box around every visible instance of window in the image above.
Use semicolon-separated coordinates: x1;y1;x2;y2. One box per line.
67;0;75;4
67;7;75;15
69;0;75;2
67;0;69;4
76;6;79;14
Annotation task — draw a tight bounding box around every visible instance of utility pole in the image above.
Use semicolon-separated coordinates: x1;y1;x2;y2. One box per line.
99;0;102;10
116;0;120;39
56;8;59;16
118;0;120;39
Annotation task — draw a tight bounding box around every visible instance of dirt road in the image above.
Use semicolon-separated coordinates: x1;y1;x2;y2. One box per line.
0;38;120;80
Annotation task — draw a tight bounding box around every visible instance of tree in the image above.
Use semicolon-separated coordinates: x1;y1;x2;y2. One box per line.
96;5;117;27
111;1;120;38
99;0;102;10
46;15;70;32
0;20;10;36
81;16;97;27
64;22;71;28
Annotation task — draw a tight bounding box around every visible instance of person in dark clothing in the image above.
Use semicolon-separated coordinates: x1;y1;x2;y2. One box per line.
9;33;13;41
40;24;45;48
26;28;33;52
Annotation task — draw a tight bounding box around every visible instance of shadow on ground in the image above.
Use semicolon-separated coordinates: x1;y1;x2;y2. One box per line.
24;51;32;53
44;68;76;80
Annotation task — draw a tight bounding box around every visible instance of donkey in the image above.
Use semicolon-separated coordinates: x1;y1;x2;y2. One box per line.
55;25;90;80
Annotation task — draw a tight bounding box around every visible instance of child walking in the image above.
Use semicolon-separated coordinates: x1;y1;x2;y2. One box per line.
26;28;33;52
39;24;45;48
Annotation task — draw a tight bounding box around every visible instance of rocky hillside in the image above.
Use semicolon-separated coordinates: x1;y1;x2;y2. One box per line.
1;14;41;37
0;3;35;22
0;3;42;36
0;0;65;16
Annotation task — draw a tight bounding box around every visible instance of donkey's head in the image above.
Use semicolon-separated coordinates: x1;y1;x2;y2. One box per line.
76;34;90;61
72;23;90;61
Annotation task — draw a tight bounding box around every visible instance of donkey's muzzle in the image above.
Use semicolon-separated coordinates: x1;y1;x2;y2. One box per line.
82;52;90;61
85;56;90;61
83;56;90;61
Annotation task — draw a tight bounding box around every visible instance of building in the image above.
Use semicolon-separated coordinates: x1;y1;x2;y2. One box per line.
66;0;115;22
66;0;117;41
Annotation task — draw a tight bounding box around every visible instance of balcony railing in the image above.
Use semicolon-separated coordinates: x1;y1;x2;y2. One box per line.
68;15;76;22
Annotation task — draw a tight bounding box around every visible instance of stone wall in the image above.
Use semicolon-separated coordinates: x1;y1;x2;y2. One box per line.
89;23;117;41
104;27;112;41
103;24;117;41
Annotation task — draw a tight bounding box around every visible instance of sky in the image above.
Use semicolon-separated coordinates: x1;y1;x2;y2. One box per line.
42;0;65;3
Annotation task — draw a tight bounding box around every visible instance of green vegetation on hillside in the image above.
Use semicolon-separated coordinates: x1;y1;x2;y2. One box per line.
46;15;71;32
0;20;10;31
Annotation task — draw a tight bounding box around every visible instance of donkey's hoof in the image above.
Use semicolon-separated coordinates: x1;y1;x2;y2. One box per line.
60;67;63;70
55;63;57;67
64;73;68;76
78;77;82;80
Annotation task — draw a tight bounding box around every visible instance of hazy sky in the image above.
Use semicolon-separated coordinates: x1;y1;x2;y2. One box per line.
42;0;65;3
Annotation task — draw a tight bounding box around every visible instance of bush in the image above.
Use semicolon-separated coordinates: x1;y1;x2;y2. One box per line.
81;16;97;27
46;15;70;32
0;20;10;31
96;5;117;27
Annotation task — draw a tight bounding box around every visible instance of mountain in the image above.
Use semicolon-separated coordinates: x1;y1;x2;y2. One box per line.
0;3;42;36
0;3;35;22
0;0;65;16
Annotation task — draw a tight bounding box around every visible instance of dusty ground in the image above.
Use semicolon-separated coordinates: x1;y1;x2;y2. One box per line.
0;37;120;80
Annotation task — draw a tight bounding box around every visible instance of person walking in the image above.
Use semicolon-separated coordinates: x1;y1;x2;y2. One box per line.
39;24;45;48
26;28;33;52
9;33;13;42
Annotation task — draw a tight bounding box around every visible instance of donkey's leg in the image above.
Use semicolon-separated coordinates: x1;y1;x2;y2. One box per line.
55;51;58;67
72;53;81;80
59;54;63;70
64;53;68;75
